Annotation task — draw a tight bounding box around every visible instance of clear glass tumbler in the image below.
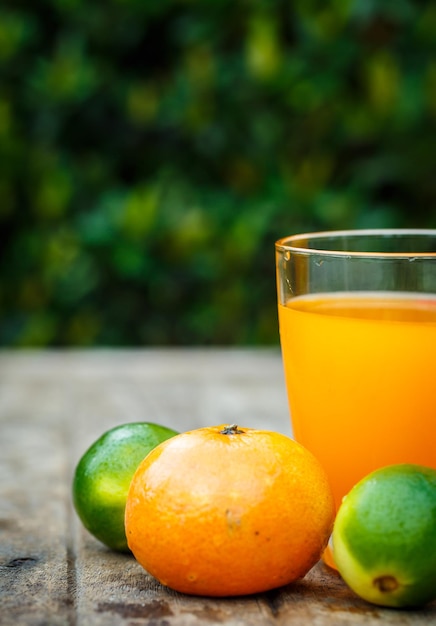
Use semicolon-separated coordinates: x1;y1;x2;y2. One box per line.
275;229;436;567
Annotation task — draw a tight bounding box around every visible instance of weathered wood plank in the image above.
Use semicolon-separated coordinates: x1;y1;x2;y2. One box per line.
0;350;435;625
0;381;73;625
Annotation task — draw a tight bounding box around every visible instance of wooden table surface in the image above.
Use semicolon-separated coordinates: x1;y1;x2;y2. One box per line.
1;349;435;626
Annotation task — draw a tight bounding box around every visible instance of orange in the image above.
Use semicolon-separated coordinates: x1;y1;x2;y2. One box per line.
125;424;335;596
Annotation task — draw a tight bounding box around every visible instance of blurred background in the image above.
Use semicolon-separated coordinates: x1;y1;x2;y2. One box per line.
1;0;436;347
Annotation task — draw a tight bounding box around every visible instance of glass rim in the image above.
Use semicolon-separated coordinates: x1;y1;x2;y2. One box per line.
275;228;436;259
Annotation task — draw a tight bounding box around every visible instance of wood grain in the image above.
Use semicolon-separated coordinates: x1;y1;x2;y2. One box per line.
0;350;435;625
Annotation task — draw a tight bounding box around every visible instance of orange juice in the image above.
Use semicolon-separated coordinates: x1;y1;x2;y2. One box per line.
278;291;436;513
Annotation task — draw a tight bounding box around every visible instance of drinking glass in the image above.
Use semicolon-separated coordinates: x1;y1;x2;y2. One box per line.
275;229;436;567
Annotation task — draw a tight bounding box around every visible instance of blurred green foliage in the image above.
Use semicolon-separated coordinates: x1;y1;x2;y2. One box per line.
1;0;436;346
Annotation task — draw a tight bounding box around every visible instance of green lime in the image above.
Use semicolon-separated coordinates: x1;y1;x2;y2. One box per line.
72;422;178;552
332;464;436;608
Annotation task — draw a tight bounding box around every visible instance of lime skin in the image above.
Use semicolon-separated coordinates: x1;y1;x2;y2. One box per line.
332;464;436;608
72;422;178;552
